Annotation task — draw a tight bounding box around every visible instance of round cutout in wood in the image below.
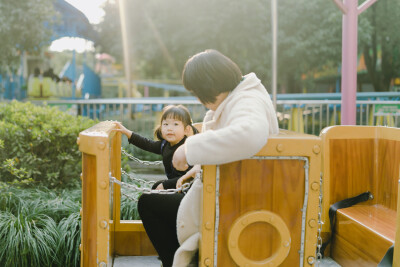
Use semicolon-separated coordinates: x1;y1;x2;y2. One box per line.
228;210;291;267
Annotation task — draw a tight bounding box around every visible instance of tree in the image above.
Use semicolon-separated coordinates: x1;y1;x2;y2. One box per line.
98;0;345;91
98;0;272;81
97;0;398;92
0;0;55;71
95;1;123;63
362;0;400;91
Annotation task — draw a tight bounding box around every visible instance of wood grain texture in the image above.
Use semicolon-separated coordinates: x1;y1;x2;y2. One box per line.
376;139;400;210
109;132;121;260
200;165;217;266
331;234;376;267
322;127;400;266
217;159;305;267
331;205;395;266
394;181;400;267
82;153;97;266
114;231;157;256
329;139;376;205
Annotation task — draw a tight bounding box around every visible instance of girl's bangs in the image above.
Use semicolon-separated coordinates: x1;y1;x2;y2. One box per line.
161;107;187;124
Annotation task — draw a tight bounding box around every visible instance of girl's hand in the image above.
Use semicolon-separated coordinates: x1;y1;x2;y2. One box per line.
113;122;133;138
156;183;164;190
176;165;201;189
173;145;188;171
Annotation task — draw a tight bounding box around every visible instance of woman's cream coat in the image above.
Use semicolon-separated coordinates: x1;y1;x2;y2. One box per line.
173;73;279;266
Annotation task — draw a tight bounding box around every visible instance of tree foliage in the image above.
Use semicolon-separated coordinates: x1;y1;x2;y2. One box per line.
97;0;400;92
0;0;56;71
362;0;400;91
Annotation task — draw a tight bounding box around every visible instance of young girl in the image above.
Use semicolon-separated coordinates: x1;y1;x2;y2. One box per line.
115;105;199;190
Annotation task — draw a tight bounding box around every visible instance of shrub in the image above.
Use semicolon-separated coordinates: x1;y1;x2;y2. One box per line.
57;212;81;267
120;189;142;220
0;186;81;267
0;101;96;188
0;209;60;267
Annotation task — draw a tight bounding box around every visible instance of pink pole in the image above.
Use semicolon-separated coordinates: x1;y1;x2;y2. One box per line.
341;0;358;125
333;0;378;125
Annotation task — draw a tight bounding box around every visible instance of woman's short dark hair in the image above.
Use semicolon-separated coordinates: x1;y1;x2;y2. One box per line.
154;105;198;140
182;49;243;104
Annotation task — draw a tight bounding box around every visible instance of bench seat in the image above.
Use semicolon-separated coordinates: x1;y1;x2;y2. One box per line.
331;204;396;266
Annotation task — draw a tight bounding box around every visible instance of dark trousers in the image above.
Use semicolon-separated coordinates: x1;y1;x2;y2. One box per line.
138;193;184;267
151;177;180;190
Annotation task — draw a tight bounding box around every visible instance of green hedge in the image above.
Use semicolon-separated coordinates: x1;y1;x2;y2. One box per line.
0;101;96;188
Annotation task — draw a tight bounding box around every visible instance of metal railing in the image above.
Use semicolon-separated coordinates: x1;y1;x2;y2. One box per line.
17;98;400;135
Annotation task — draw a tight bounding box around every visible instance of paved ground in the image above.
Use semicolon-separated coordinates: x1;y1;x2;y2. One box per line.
319;258;342;266
112;256;340;267
114;256;160;267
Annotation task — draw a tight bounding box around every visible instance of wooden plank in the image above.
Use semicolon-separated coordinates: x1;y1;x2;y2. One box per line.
329;139;376;205
376;139;400;210
110;131;121;261
331;234;376;267
271;159;305;267
82;153;97;266
394;181;400;267
114;231;157;256
332;205;395;265
112;221;157;256
217;159;305;267
200;165;217;266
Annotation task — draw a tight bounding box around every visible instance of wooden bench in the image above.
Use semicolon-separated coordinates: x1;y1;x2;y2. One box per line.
320;126;400;266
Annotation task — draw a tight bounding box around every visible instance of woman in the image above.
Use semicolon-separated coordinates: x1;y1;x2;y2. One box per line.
138;49;279;267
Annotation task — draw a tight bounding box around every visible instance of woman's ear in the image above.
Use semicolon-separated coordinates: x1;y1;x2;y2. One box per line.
185;125;194;136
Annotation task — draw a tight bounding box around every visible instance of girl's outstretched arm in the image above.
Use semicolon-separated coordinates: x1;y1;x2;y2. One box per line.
115;122;163;154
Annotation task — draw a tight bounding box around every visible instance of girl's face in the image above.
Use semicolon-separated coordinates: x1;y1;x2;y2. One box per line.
161;117;190;146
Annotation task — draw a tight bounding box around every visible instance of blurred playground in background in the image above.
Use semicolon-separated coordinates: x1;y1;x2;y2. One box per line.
0;0;399;133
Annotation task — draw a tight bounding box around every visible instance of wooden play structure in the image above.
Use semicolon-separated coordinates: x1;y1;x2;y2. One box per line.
78;121;400;266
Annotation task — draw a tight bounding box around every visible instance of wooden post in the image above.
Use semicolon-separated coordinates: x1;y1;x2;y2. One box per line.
78;121;121;267
394;180;400;267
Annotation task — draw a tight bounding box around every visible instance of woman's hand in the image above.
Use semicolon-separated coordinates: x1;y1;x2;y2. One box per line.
173;145;188;171
176;165;201;189
113;122;133;138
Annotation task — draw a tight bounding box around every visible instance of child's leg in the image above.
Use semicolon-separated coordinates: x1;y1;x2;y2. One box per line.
138;193;184;267
151;177;180;190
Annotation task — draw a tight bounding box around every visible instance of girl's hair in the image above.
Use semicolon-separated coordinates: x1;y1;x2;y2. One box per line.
154;105;199;140
182;49;243;104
